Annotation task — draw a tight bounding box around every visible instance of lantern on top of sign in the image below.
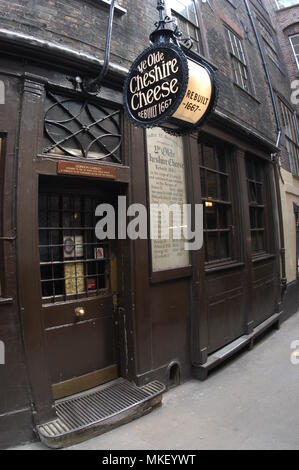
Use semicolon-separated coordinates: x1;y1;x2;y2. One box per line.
123;0;218;135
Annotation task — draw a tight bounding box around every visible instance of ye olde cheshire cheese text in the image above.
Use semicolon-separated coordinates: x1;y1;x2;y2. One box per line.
129;51;179;119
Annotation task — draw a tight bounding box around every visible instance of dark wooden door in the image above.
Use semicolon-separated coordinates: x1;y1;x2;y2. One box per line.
38;181;119;399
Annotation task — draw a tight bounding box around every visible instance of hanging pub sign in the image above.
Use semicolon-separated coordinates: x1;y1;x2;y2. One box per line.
124;43;218;135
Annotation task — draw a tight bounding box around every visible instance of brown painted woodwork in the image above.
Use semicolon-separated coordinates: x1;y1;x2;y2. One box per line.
0;61;286;448
52;365;118;400
39;176;120;399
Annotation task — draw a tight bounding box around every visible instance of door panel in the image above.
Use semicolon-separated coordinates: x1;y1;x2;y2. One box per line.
38;182;119;399
45;315;116;383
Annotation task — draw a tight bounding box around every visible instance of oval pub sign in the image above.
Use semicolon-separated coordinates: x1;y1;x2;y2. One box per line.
124;43;217;134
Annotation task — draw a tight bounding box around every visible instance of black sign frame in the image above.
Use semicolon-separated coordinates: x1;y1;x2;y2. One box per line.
162;51;219;136
123;43;189;129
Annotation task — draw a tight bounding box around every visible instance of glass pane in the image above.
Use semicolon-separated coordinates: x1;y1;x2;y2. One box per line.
206;232;218;262
171;0;188;18
246;158;253;179
254;161;262;182
217;153;227;173
257;208;264;228
218;205;228;229
204;145;216;169
188;2;197;24
39;191;110;303
220;175;228;200
257;184;263;204
219;232;230;259
249;182;257;203
198;144;203;166
250;207;256;229
207;171;217;199
251;232;258;252
257;231;264;251
62;195;71;210
200;171;206;197
49;211;59;227
206;205;217;229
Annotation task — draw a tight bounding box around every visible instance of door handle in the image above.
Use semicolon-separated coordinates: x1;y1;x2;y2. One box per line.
75;307;85;318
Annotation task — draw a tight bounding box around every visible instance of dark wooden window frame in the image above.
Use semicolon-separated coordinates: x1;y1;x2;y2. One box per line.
224;26;251;93
245;153;270;258
199;135;240;269
278;98;299;176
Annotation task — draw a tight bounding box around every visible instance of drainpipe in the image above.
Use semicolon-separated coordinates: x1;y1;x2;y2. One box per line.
83;0;117;93
244;0;287;297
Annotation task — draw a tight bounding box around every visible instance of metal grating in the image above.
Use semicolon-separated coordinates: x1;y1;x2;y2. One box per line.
43;92;122;163
38;379;165;440
39;191;111;304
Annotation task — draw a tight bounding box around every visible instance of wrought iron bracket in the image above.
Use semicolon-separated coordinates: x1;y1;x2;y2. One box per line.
83;0;117;95
150;0;193;49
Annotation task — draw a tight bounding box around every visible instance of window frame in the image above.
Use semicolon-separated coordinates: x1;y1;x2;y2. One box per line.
170;0;202;55
279;98;299;176
245;154;269;258
289;34;299;71
225;26;251;93
275;0;299;10
199;137;238;267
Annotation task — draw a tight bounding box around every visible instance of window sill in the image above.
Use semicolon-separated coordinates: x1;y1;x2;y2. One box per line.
252;253;276;264
150;266;193;284
233;82;261;104
205;261;245;273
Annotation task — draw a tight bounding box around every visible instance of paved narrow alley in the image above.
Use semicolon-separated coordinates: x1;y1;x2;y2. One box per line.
13;311;299;451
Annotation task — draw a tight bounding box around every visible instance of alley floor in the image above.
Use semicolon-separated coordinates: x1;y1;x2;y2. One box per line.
11;310;299;450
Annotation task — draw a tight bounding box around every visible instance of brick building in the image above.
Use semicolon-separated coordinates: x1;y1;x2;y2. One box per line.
263;0;299;316
0;0;297;448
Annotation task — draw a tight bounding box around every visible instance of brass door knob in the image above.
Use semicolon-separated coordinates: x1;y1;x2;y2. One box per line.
75;307;85;318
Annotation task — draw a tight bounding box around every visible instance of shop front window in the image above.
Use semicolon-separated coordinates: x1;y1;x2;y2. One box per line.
246;155;267;255
199;140;234;264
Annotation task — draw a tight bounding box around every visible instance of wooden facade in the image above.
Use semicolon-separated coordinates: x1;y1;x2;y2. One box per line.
0;0;296;448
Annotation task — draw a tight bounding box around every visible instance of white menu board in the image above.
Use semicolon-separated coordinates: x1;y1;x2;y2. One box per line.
146;128;190;272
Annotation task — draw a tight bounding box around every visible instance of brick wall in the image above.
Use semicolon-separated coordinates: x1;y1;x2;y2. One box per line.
0;0;293;148
264;0;299;172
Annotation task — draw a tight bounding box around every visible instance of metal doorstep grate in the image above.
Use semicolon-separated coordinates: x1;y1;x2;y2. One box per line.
37;379;165;448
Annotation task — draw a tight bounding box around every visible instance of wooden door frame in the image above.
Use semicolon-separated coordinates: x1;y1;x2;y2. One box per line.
17;73;135;425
